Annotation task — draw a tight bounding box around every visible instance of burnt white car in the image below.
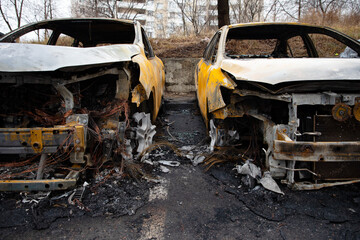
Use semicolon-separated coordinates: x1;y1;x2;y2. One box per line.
0;18;165;191
195;23;360;190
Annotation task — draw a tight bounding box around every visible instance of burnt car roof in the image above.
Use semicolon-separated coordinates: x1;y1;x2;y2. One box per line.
0;18;136;46
224;22;360;53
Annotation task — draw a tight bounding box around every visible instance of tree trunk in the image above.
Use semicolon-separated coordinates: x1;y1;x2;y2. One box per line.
218;0;230;28
298;0;302;22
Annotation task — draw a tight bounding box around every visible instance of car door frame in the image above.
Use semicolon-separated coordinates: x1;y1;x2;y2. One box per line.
133;21;165;121
195;30;222;123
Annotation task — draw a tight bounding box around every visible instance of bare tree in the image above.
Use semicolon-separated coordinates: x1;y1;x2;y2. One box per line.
263;0;279;21
263;0;308;22
344;0;360;24
218;0;230;27
174;0;216;35
174;0;188;35
72;0;99;17
43;0;55;20
117;1;145;20
350;0;360;13
297;0;303;20
0;0;25;31
187;0;201;33
42;0;55;38
230;0;263;22
318;0;346;23
304;0;347;24
278;0;299;20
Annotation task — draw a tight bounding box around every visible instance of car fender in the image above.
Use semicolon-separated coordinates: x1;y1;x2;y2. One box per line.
206;67;236;114
131;54;164;121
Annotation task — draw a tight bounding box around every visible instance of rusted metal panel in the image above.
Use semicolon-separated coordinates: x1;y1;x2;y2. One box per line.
233;89;292;102
211;103;244;119
0;179;77;191
273;140;360;162
206;68;236;114
0;125;85;154
289;179;360;190
132;84;147;107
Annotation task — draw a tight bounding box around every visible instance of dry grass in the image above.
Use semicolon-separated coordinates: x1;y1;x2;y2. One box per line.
18;20;360;58
20;36;74;46
226;39;277;56
332;25;360;40
150;34;212;58
152;22;359;58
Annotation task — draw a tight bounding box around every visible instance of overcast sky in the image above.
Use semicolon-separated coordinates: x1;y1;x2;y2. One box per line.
0;0;71;34
57;0;72;18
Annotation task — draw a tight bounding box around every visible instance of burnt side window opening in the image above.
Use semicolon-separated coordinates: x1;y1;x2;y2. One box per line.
309;33;348;58
141;28;155;58
1;20;136;46
225;39;278;58
203;31;221;62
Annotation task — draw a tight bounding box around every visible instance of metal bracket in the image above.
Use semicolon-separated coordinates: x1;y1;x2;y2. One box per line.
54;84;74;112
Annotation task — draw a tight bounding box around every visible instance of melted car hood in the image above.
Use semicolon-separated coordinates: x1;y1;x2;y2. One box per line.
0;43;141;72
221;58;360;85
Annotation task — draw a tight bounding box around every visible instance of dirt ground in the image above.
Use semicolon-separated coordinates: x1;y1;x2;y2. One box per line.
151;36;210;58
0;94;360;240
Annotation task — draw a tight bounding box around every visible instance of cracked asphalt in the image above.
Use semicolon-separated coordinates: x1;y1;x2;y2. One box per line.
0;94;360;240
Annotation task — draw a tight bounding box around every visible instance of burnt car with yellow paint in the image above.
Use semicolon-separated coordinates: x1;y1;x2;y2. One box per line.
195;22;360;190
0;18;165;191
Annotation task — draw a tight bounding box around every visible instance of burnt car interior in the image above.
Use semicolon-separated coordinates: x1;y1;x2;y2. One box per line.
0;19;160;191
225;24;360;59
206;24;360;189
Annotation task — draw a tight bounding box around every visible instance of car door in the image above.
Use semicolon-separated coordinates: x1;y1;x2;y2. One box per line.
195;31;221;121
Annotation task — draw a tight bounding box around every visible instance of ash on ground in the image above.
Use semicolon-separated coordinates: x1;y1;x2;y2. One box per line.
0;171;153;230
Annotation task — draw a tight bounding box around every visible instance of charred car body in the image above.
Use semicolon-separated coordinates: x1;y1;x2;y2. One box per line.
0;18;165;191
195;23;360;190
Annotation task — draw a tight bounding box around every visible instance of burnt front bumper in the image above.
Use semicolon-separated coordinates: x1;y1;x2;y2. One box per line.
0;125;85;154
272;138;360;189
0;179;77;191
0;125;86;191
274;140;360;162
